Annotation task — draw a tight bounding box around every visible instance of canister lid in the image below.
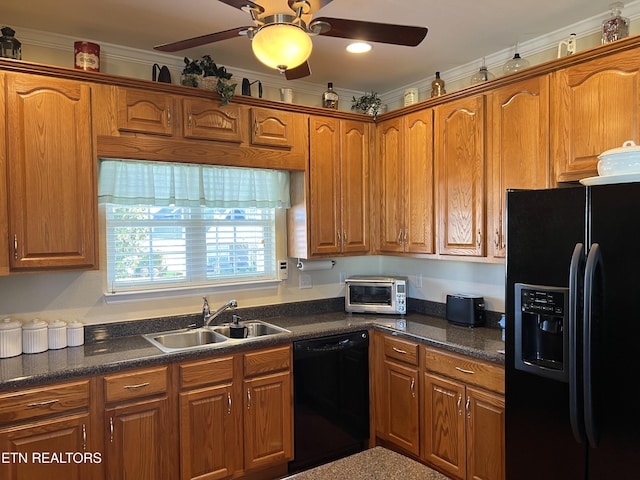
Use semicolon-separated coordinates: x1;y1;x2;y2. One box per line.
0;317;21;330
66;320;84;330
48;319;67;329
22;318;48;330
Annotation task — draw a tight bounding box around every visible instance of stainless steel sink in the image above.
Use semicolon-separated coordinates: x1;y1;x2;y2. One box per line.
210;320;290;339
142;320;290;353
143;328;228;353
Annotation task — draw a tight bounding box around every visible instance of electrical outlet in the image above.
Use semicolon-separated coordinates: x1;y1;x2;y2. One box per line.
278;260;288;280
299;274;312;289
340;271;347;284
416;273;423;288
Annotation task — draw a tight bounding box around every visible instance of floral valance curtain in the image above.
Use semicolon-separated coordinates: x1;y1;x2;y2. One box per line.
98;159;290;208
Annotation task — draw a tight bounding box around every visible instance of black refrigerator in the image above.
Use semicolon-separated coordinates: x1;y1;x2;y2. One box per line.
505;184;640;480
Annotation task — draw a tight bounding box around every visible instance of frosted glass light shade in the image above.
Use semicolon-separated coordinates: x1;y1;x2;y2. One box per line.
252;24;313;72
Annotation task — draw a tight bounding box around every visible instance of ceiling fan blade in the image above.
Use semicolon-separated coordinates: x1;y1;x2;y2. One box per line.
285;62;311;80
313;17;428;46
154;27;250;52
218;0;265;14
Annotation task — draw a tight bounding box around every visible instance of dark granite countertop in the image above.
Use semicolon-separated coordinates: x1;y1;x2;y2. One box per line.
0;311;504;392
283;446;450;480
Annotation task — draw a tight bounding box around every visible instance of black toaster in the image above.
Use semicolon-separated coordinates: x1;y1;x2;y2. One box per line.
446;294;485;327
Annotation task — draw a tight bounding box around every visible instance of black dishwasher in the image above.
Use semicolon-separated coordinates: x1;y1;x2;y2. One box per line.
289;331;369;473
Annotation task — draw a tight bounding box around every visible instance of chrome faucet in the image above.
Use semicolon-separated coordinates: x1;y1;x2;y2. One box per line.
203;297;238;326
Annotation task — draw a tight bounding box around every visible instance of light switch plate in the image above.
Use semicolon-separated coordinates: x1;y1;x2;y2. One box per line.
278;260;288;280
299;274;312;289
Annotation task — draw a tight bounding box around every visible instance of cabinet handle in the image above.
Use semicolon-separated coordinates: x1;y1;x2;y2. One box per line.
227;392;232;415
13;234;18;260
403;230;407;245
477;230;482;248
455;366;475;375
457;393;462;416
410;377;416;398
396;230;403;245
27;399;59;408
167;107;172;127
466;396;471;418
392;346;407;355
343;230;347;246
82;424;87;451
187;110;192;129
123;382;150;390
494;229;500;250
247;387;251;410
337;230;341;244
109;417;114;443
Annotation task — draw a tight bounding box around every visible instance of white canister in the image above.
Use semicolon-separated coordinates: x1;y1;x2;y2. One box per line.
22;319;48;354
67;321;84;347
48;320;68;350
0;318;22;358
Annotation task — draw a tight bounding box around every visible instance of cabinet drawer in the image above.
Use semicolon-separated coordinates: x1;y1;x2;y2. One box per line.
244;345;291;378
104;366;168;403
179;356;234;390
0;380;90;425
383;335;419;366
424;347;504;394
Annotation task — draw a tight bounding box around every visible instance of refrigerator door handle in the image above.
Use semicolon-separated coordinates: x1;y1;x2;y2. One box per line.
568;242;586;444
583;242;602;448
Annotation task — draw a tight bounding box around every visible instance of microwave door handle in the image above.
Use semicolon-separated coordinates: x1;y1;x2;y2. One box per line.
568;243;586;444
583;243;602;448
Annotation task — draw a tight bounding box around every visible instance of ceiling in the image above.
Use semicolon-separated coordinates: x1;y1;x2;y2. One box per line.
2;0;615;92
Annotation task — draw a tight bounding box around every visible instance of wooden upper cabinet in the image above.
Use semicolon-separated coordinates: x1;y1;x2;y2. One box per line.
117;87;175;136
249;107;294;148
309;116;342;254
309;116;369;255
434;95;485;257
378;117;405;253
0;73;8;276
487;75;551;258
181;98;244;143
404;110;435;254
553;47;640;182
6;73;97;270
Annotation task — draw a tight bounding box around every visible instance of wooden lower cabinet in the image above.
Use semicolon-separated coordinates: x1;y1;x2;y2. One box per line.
104;396;173;480
373;332;420;456
423;347;505;480
0;413;96;480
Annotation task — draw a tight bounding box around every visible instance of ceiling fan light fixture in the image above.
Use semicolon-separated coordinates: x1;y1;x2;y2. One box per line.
251;23;313;72
346;42;372;53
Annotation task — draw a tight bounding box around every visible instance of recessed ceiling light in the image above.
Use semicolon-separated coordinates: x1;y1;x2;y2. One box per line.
346;42;372;54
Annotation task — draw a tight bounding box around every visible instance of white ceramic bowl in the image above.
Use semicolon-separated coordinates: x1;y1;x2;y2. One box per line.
597;140;640;176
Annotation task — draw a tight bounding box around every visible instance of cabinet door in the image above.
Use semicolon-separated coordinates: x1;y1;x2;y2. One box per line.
0;73;8;276
0;413;97;480
6;73;97;270
377;117;405;253
423;373;466;480
309;116;342;255
341;120;370;254
117;87;175;136
249;108;294;148
487;76;550;258
379;359;420;456
435;95;485;256
553;48;640;182
243;370;293;471
105;396;174;480
404;109;435;254
466;387;505;480
182;98;243;143
179;384;236;480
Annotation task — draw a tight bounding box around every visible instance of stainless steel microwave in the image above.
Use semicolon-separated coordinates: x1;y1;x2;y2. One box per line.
345;276;408;315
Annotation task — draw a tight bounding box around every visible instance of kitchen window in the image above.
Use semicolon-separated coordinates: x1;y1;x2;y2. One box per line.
98;159;290;293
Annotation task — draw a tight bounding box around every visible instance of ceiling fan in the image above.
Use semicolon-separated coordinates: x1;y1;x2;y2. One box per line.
154;0;428;80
